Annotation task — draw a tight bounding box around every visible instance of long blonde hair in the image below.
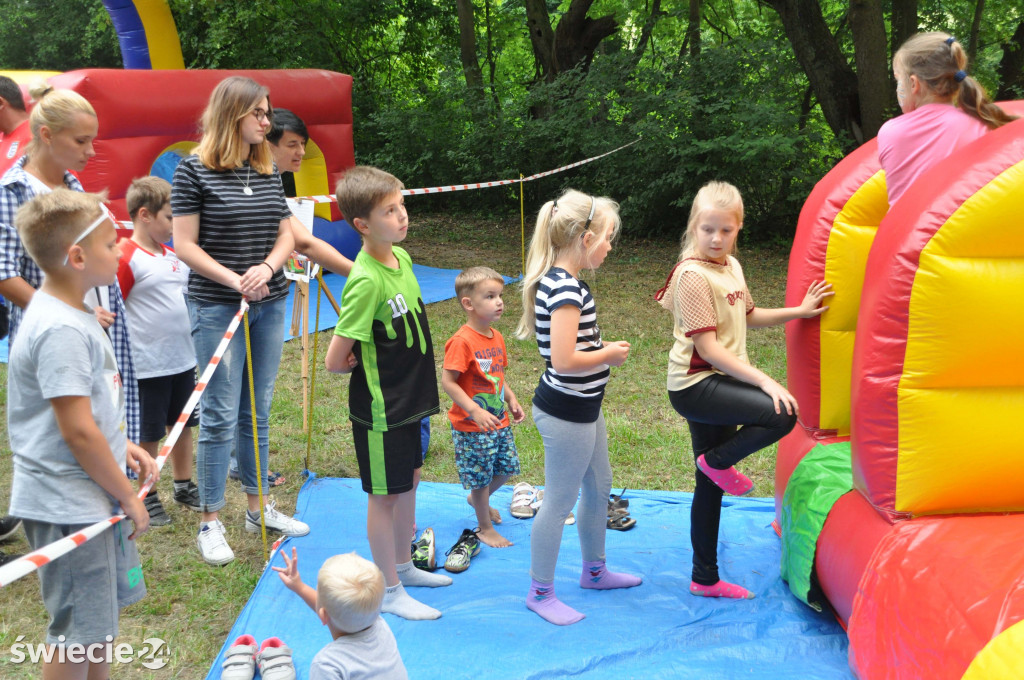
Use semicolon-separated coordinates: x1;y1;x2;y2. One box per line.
25;81;96;157
515;189;621;339
194;76;275;174
895;32;1017;129
678;181;743;261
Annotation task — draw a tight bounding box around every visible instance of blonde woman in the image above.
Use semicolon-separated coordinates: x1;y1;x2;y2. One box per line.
172;76;307;566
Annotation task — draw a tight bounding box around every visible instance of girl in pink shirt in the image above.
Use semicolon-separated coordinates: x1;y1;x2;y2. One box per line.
878;32;1017;206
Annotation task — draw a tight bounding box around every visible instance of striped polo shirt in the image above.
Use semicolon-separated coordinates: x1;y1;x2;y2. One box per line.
532;267;608;423
171;154;291;305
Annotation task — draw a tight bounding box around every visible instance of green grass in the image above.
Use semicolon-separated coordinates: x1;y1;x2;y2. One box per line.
0;215;789;678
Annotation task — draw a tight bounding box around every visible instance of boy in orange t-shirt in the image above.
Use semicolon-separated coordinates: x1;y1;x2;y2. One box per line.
441;267;525;549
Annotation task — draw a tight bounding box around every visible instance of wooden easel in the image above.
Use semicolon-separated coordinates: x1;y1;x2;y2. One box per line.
288;265;341;433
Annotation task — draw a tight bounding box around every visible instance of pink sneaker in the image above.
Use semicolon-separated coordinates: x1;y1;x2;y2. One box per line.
696;454;754;496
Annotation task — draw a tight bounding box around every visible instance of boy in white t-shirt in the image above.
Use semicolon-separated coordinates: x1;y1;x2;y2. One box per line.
8;189;157;679
117;176;200;526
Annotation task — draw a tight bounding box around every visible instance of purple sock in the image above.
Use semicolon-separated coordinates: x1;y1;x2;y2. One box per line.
580;560;643;590
526;580;585;625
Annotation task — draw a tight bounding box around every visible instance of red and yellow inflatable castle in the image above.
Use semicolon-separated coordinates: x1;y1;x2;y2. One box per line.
776;101;1024;679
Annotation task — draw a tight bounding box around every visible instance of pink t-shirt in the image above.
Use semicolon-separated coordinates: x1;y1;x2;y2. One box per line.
877;103;989;206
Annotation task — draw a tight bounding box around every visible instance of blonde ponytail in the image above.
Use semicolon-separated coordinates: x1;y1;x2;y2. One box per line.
25;81;96;157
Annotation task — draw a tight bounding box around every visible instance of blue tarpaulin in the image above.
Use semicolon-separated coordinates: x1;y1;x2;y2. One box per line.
205;477;853;680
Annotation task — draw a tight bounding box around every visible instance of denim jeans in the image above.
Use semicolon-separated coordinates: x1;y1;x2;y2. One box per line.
189;297;286;512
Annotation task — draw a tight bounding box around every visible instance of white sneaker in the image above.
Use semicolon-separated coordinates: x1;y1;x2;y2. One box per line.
197;519;235;565
245;500;310;537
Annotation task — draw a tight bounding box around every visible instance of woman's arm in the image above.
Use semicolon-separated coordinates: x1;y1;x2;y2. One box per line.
691;331;798;415
548;306;630;374
171;213;242;291
290;216;353;276
747;280;833;328
238;218;295;296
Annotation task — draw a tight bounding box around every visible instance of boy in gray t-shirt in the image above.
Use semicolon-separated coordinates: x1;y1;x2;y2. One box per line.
7;190;157;678
272;548;408;680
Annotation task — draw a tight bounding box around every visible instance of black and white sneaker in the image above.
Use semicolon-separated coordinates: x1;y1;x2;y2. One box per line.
173;481;201;512
0;515;22;542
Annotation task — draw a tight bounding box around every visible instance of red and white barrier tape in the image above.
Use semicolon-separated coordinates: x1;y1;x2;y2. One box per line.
293;139;640;203
0;300;249;588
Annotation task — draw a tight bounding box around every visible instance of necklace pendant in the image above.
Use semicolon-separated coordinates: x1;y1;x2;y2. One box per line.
243;186;253;196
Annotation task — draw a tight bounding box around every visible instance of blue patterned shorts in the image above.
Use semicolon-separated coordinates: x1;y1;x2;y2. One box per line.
451;425;521;490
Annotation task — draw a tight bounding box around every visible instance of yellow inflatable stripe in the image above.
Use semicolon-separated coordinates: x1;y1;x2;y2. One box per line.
134;0;185;69
961;619;1024;680
896;159;1024;515
292;139;332;221
819;170;888;431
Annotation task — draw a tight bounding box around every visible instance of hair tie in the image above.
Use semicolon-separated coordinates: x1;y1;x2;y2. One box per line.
551;200;559;216
954;70;967;82
945;36;956;46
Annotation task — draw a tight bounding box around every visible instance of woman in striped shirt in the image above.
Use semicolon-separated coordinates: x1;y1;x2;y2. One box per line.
516;189;641;626
172;76;308;567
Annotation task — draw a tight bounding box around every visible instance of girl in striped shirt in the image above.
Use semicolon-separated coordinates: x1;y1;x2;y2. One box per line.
516;189;641;626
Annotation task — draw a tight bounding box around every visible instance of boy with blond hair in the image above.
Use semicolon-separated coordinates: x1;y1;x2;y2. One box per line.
118;176;200;525
8;189;157;679
272;547;408;679
441;267;524;553
325;166;448;621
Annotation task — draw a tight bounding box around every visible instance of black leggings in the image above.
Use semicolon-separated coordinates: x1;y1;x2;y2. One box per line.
669;374;796;585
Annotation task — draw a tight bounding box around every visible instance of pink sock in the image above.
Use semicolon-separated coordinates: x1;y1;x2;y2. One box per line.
526;580;585;625
689;579;755;599
580;560;642;590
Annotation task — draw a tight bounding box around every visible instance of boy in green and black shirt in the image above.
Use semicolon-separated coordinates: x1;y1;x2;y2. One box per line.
326;166;447;621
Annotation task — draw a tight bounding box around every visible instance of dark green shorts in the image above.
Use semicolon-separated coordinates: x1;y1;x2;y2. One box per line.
352;421;423;495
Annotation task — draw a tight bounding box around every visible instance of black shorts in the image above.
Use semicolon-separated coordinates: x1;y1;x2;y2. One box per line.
352;421;423;495
138;369;200;443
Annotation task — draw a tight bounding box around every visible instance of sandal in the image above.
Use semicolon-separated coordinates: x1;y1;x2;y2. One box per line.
608;504;630;519
531;490;576;525
268;471;286;487
607;514;636;531
696;454;753;496
609;490;629;511
510;482;536;519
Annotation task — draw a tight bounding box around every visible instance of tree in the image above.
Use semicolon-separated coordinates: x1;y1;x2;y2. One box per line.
524;0;618;82
456;0;485;97
996;19;1024;99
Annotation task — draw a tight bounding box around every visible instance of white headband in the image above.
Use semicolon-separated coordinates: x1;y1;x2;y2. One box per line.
63;204;115;266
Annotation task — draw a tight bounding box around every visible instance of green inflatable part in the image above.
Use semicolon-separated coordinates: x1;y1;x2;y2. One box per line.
779;440;853;609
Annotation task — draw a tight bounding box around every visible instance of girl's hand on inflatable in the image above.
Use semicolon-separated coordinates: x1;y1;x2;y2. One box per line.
603;340;631;367
272;547;303;592
799;280;834;317
759;378;799;416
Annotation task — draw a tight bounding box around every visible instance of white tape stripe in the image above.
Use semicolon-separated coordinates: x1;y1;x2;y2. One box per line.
292;139;639;204
0;300;249;588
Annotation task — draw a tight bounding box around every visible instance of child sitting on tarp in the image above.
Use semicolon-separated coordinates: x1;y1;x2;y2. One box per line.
273;547;408;680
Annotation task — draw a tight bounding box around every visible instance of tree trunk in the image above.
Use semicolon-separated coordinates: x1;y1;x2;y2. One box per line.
484;0;500;110
968;0;985;66
849;0;889;140
633;0;666;64
762;0;863;150
687;0;703;60
996;20;1024;101
456;0;484;95
553;0;618;74
889;0;917;62
524;0;557;82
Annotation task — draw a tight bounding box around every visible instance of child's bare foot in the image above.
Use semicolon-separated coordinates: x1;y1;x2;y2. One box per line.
468;495;502;524
476;526;512;548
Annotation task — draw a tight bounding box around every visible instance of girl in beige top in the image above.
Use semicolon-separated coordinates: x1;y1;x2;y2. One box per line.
656;181;832;599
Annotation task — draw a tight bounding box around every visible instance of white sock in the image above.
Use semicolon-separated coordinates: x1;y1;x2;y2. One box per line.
382;583;441;620
396;560;452;587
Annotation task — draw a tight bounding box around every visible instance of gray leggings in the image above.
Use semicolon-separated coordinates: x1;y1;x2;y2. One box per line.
530;405;613;583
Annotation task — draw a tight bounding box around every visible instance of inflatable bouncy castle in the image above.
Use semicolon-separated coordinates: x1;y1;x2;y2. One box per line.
776;100;1024;679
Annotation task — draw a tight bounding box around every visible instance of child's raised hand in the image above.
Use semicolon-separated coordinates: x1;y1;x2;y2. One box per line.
272;547;303;592
603;340;631;367
799;280;834;318
758;378;799;416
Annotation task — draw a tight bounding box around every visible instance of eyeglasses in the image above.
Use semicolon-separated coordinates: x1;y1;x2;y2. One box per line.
63;203;116;266
251;108;272;123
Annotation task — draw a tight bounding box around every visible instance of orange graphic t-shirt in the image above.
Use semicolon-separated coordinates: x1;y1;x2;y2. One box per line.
443;324;510;432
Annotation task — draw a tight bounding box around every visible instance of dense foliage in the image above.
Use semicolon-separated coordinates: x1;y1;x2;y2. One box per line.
1;0;1021;239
